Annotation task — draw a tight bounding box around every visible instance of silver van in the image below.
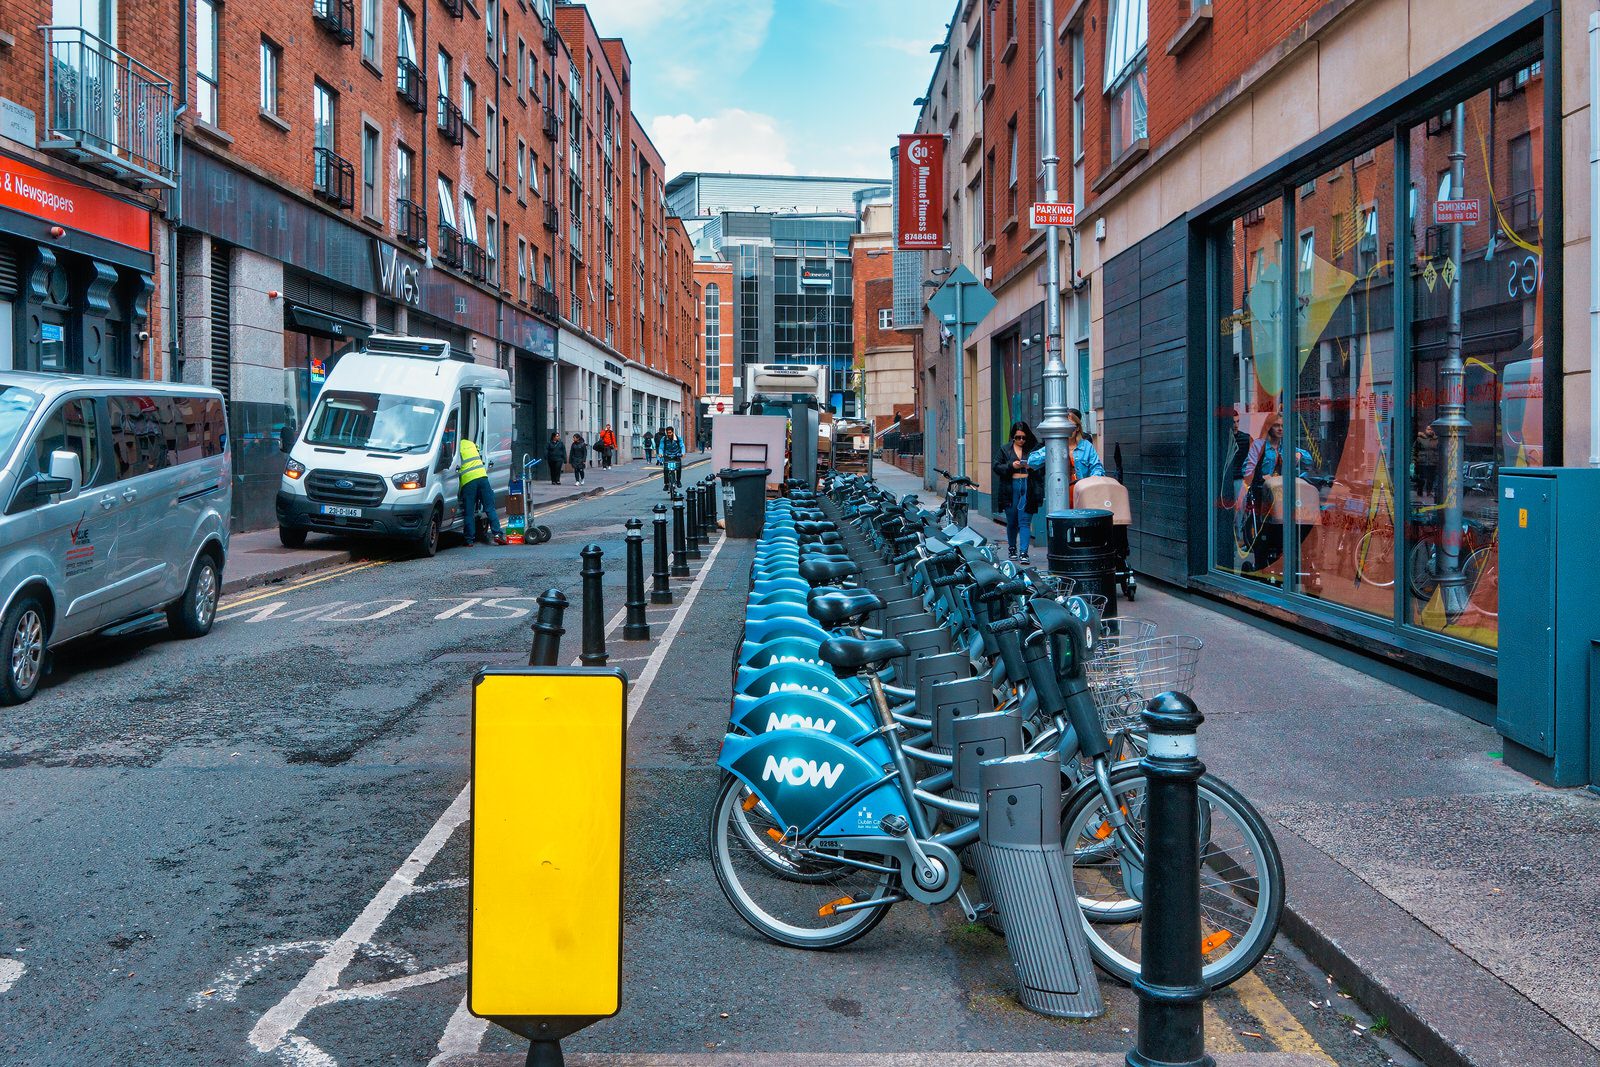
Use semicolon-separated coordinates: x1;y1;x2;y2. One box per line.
0;373;231;704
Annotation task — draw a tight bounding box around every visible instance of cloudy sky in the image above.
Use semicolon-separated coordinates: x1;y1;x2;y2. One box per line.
579;0;949;181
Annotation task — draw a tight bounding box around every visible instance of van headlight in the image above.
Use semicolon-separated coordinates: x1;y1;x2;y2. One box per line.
284;458;306;480
391;468;427;491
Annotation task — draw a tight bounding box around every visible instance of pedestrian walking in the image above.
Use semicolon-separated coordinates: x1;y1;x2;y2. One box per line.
1066;408;1105;503
994;420;1044;562
457;437;507;546
545;431;566;485
643;431;655;464
599;425;617;468
570;432;589;484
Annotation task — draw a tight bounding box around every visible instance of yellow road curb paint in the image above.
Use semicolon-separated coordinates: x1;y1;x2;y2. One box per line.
1233;970;1333;1060
1205;1002;1247;1052
218;560;386;611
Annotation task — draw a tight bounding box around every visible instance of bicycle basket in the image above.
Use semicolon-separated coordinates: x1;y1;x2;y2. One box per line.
1096;616;1159;651
1084;634;1204;736
1030;573;1077;599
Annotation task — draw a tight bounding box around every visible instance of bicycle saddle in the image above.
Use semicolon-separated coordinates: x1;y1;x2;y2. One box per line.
799;558;859;586
807;588;885;628
819;636;908;674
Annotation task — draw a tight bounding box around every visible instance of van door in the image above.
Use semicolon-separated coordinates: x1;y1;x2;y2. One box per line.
6;394;115;640
102;394;176;622
485;392;514;503
435;407;461;528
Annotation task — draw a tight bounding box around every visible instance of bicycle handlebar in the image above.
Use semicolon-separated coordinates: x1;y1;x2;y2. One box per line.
891;549;920;566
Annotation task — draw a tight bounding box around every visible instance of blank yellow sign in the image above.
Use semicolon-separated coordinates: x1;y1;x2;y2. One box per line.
470;669;627;1034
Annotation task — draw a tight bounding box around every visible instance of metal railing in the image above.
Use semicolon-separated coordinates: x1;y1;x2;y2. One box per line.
532;284;559;319
312;0;355;45
40;26;174;187
462;240;489;282
437;222;464;268
542;21;558;54
396;56;426;112
441;0;464;17
313;146;354;208
1498;189;1540;237
398;197;427;247
437;96;464;144
543;202;559;231
542;104;559;138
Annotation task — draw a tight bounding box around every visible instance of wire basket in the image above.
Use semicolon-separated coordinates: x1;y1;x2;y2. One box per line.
1084;634;1204;736
1030;573;1077;599
1096;616;1159;652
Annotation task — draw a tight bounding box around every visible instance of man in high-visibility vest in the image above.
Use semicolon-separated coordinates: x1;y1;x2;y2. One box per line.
458;438;507;546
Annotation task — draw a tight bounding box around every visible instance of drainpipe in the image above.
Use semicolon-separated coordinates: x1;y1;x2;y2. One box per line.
167;0;190;382
1589;12;1599;466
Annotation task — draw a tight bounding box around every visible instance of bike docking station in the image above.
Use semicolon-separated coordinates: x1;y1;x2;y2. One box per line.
468;666;629;1067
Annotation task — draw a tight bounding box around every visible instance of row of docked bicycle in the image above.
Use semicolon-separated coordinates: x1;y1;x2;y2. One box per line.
709;475;1284;1013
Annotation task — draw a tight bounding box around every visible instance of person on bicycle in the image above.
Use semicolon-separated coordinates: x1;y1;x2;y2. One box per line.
994;421;1044;562
659;426;684;488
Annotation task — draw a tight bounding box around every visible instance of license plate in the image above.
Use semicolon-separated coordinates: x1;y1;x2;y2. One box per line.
320;504;362;518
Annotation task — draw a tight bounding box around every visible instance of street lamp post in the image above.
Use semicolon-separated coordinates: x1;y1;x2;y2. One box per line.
1037;0;1072;515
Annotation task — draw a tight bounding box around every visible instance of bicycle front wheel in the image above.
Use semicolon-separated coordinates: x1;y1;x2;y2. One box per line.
1355;529;1396;588
1062;764;1283;989
709;775;895;949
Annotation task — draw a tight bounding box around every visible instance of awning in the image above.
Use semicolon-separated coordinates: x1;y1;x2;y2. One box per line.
285;301;374;341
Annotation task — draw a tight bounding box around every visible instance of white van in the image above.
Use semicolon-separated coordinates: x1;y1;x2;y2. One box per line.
0;373;231;705
275;336;514;556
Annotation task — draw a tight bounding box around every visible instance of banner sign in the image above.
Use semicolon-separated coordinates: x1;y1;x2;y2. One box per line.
896;134;945;250
0;153;150;251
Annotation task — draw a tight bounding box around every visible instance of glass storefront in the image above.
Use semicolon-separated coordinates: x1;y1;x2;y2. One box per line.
1208;47;1545;655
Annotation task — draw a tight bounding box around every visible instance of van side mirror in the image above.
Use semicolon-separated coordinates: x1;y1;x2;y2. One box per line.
44;450;81;498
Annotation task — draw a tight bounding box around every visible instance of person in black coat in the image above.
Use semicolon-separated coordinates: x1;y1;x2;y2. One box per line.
545;431;566;484
993;420;1044;561
569;433;589;484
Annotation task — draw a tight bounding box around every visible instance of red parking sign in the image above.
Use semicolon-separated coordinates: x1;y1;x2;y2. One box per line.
1031;202;1076;227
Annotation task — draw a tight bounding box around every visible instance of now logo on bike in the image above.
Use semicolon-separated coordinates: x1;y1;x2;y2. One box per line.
762;754;845;789
764;711;837;734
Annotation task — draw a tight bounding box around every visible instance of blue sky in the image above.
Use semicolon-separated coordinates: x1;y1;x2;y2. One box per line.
579;0;950;180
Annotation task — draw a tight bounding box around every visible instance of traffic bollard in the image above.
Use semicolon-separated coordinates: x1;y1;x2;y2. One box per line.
685;483;703;560
528;588;568;666
671;493;690;578
579;544;607;666
977;749;1104;1019
651;503;673;604
623;518;650;641
700;480;716;537
1128;692;1214;1067
526;1039;563;1067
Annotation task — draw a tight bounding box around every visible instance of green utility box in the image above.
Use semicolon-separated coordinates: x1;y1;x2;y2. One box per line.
1496;468;1600;788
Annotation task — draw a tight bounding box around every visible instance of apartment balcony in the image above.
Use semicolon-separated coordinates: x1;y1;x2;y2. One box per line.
462;240;489;282
437;96;464;145
440;0;464;18
1498;189;1540;237
397;197;427;247
39;26;174;188
436;222;464;268
312;0;355;46
396;56;426;113
542;21;558;55
542;104;559;138
312;146;354;209
532;284;559;319
543;202;559;231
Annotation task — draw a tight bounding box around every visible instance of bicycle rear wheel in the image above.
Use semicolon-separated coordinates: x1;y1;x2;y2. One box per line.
1355;529;1396;588
1062;764;1283;989
709;775;895;949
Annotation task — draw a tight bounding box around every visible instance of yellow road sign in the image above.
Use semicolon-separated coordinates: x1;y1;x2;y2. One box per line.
470;668;628;1041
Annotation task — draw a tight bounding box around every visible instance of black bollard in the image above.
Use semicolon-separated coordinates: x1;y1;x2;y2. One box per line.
1127;692;1213;1067
528;588;568;666
670;492;690;577
651;503;673;604
685;483;703;560
579;543;607;666
623;518;650;640
526;1038;563;1066
700;480;717;538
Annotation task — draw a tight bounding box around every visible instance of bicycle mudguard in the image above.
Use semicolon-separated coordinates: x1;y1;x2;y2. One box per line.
745;601;815;623
742;616;828;645
729;690;872;738
738;636;829;671
735;661;863;701
717;730;908;838
750;589;808;607
749;577;810;597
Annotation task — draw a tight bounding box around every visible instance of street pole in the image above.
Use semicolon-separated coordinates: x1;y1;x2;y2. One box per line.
1433;100;1470;621
1037;0;1072;515
954;278;966;483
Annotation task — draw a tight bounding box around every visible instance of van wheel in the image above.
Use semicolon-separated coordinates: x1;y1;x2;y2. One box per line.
415;508;441;558
279;526;307;548
1;595;48;706
168;555;220;638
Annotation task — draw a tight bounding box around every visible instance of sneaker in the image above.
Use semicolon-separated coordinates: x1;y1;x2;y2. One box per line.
493;534;508;546
1007;548;1016;560
1019;551;1031;564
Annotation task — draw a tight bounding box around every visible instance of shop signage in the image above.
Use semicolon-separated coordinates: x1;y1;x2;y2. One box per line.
1031;202;1076;227
372;240;422;306
800;265;832;288
896;134;945;250
0;153;150;251
1434;199;1480;225
0;99;36;149
603;359;623;377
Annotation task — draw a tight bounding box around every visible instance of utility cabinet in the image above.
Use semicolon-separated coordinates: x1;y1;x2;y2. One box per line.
1496;467;1600;788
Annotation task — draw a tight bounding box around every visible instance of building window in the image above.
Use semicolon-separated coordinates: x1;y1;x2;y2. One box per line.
485;103;497;173
313;81;335;152
260;38;281;117
397;142;414;200
361;0;379;65
462;75;475;126
462;193;478;243
196;0;220;125
1007;120;1018;220
1071;30;1085;207
516;37;526;98
878;308;893;330
516;139;526;200
1104;0;1147;158
485;0;498;61
362;123;380;218
438;175;457;227
704;283;721;391
517;237;528;300
485;212;497;274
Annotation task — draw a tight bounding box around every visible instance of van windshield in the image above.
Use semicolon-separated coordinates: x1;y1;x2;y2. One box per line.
0;386;42;467
303;390;444;453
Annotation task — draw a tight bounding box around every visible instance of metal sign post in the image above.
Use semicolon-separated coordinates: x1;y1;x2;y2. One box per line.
469;669;629;1066
926;266;997;487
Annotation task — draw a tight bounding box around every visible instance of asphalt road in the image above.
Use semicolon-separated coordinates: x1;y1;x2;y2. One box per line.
0;469;1398;1066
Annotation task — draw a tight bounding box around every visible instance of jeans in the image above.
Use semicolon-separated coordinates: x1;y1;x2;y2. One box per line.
460;478;503;543
1005;477;1033;555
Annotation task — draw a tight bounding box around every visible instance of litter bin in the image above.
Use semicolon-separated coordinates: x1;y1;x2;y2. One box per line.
719;468;771;539
1046;509;1118;617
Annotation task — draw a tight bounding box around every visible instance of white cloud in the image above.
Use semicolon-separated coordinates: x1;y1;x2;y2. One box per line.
649;109;797;176
583;0;774;82
878;36;934;57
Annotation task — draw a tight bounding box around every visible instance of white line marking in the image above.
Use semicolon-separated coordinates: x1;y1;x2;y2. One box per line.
428;994;490;1067
249;786;472;1054
318;962;466;1005
0;958;23;993
627;534;725;723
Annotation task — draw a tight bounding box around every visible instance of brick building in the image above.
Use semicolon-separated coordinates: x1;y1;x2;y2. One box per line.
0;0;696;529
909;0;1576;707
850;201;915;432
690;257;733;442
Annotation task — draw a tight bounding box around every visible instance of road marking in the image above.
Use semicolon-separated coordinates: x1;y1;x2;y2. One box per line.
249;785;471;1056
0;958;22;993
626;534;725;723
219;561;385;611
1232;969;1332;1059
430;996;489;1067
1205;1001;1247;1052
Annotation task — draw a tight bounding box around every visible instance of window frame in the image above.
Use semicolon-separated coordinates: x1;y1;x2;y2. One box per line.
196;0;221;125
361;122;381;219
259;36;282;118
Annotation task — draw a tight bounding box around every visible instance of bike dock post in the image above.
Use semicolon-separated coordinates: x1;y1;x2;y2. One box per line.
685;485;703;561
623;519;650;641
651;504;673;604
670;493;691;578
580;545;607;667
976;749;1104;1019
1127;693;1214;1067
950;708;1023;928
528;588;568;666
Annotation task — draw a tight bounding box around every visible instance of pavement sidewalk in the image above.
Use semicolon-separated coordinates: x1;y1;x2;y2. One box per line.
221;454;710;595
869;462;1600;1067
